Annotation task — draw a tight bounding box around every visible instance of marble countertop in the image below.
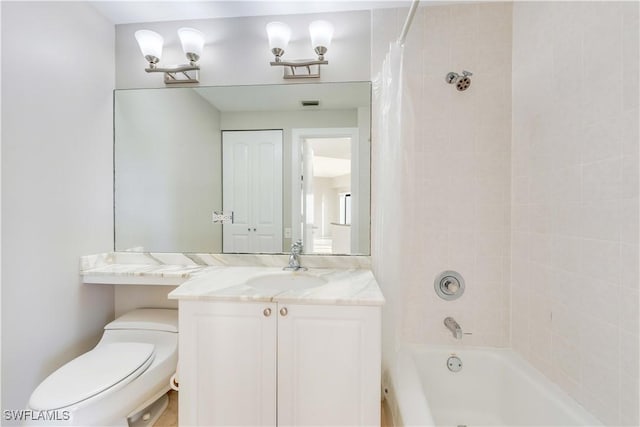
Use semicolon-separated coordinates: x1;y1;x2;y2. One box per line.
81;264;211;286
81;252;383;306
80;252;372;287
168;266;385;306
80;252;384;306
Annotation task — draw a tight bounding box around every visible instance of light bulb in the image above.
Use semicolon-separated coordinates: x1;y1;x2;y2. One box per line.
134;30;163;64
178;27;205;62
266;22;291;60
309;20;334;51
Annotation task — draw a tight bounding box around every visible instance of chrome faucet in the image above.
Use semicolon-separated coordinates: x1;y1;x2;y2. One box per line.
444;317;462;339
284;240;307;271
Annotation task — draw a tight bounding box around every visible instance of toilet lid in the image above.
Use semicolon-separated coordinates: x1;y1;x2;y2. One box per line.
29;342;155;410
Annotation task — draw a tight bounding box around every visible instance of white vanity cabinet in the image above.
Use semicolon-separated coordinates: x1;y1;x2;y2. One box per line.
178;300;278;426
178;299;381;427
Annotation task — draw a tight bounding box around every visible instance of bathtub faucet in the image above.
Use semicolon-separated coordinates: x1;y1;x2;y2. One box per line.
444;317;462;339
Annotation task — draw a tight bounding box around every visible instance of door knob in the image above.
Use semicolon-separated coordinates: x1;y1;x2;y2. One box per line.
279;307;288;317
263;308;272;317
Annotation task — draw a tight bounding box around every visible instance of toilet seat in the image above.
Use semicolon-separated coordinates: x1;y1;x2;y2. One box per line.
29;342;155;411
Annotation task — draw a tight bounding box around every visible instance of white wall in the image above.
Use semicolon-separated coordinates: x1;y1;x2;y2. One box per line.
1;1;115;414
115;11;370;89
312;177;340;237
0;0;4;411
355;107;371;254
511;2;639;425
115;89;222;253
332;174;350;190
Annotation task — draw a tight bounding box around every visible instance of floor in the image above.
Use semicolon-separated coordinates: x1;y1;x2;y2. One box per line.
154;391;177;427
381;400;392;427
153;391;392;426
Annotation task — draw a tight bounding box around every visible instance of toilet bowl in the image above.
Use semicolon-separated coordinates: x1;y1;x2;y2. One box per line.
26;308;178;426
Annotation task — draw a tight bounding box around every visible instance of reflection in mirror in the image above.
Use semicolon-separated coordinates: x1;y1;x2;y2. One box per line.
303;137;352;254
291;127;368;255
114;82;371;255
222;130;283;254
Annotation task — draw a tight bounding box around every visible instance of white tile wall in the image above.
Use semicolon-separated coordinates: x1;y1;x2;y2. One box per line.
512;2;639;425
374;2;637;425
374;2;513;347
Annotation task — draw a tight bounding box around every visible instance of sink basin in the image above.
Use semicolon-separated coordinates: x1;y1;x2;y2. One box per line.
245;272;327;292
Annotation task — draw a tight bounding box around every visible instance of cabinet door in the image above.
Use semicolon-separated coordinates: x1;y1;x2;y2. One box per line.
277;304;381;426
179;300;277;427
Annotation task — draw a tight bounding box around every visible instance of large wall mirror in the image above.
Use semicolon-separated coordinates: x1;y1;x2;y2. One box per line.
114;82;371;255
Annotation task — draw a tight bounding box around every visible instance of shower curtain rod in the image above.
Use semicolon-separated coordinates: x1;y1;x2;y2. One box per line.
398;0;420;45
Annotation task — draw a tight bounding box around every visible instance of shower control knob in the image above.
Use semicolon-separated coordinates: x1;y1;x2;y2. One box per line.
434;271;465;301
444;278;459;294
263;308;272;317
280;307;288;317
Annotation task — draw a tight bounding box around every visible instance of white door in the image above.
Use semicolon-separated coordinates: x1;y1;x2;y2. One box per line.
302;141;315;253
277;304;382;427
179;301;277;427
223;130;283;253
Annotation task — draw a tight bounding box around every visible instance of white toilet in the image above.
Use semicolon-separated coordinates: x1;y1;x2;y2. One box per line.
27;308;178;426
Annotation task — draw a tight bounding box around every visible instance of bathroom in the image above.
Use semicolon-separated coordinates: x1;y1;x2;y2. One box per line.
1;1;638;426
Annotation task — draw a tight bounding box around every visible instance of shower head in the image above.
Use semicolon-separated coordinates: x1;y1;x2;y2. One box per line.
446;70;473;91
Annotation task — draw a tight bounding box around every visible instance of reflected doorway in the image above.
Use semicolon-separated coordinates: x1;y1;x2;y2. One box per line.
292;127;362;255
303;137;352;254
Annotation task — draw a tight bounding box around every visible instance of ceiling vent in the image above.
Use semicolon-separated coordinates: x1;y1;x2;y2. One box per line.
301;100;320;107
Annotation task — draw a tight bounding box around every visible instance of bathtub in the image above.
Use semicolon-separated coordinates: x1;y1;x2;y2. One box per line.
386;346;601;426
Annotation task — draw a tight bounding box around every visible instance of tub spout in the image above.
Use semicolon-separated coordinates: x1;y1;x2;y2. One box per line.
444;317;462;339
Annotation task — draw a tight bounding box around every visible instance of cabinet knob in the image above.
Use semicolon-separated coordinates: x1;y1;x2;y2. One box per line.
263;308;272;317
279;307;288;317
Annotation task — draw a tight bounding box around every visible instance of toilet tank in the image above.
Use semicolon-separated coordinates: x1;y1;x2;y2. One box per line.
100;308;179;350
105;309;178;333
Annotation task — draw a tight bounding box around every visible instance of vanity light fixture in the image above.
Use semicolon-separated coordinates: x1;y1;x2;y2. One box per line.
134;28;204;84
266;20;334;79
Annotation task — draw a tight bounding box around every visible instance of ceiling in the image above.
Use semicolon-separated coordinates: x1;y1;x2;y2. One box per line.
307;137;351;159
312;156;351;178
90;1;414;25
308;137;352;179
193;81;370;112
